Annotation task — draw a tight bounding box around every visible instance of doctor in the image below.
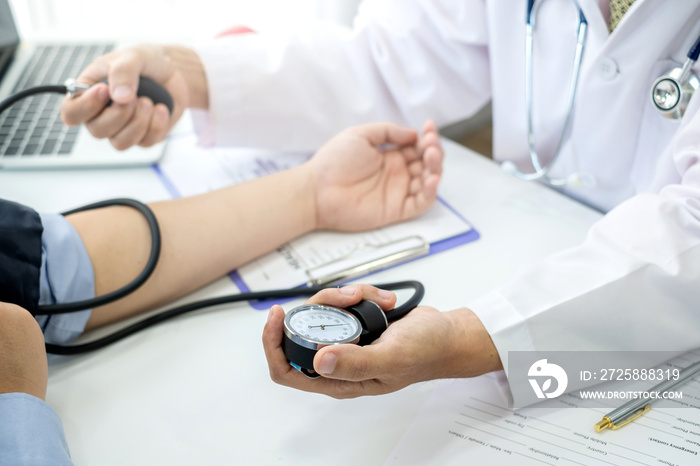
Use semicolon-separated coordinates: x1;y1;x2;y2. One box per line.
62;0;700;407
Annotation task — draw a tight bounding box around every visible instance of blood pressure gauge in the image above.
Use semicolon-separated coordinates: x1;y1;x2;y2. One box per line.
283;301;386;378
280;281;425;377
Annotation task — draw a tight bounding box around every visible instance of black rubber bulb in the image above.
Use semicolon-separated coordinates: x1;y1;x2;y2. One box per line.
101;76;174;115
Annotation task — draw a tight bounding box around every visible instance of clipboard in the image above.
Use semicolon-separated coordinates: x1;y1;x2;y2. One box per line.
230;197;479;310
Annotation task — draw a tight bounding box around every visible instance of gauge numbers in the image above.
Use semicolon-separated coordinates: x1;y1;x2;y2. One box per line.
286;304;361;345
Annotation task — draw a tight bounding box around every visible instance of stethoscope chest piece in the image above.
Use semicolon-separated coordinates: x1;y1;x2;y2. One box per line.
651;63;699;120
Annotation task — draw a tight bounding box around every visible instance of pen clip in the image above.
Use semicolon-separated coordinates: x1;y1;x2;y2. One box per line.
595;404;651;432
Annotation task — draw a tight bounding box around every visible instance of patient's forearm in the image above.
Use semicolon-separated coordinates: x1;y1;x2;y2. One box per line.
68;165;315;329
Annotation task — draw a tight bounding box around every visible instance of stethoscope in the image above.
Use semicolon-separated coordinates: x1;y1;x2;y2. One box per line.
502;0;700;188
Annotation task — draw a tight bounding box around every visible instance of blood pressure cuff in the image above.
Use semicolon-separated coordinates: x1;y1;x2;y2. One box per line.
0;199;43;315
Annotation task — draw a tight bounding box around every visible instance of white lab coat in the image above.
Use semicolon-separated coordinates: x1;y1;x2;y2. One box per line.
193;0;700;407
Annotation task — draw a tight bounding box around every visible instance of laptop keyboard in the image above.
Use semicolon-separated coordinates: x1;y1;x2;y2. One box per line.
0;43;114;158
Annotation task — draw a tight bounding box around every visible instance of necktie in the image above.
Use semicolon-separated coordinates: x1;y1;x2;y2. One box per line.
609;0;636;32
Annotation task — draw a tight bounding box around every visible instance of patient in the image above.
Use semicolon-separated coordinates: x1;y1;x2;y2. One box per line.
0;120;442;465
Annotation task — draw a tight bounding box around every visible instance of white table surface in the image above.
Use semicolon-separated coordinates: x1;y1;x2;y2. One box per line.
0;137;602;465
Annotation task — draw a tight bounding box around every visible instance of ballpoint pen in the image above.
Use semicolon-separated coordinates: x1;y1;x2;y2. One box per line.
595;360;700;432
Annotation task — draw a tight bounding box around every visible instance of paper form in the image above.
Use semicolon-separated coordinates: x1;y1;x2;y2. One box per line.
385;353;700;466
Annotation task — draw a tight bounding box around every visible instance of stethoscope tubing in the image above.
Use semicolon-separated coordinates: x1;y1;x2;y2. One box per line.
512;0;700;187
518;0;588;185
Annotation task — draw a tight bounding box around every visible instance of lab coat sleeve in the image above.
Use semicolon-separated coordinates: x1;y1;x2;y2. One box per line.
190;0;491;151
469;97;700;409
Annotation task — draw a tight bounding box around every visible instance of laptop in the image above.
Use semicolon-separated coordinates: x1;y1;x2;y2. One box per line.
0;0;165;170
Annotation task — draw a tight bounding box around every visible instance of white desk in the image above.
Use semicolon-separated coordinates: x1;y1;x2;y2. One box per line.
0;138;602;465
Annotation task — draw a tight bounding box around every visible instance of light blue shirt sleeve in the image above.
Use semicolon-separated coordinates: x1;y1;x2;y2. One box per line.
0;213;94;466
35;213;95;345
0;393;72;465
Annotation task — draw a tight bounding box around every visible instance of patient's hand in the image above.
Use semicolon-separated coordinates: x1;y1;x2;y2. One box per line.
307;120;443;231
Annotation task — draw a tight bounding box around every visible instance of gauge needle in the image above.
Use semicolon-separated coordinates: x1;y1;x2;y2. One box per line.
308;324;349;330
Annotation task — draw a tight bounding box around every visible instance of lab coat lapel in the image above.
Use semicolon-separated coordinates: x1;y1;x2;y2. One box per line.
576;0;608;44
594;0;700;64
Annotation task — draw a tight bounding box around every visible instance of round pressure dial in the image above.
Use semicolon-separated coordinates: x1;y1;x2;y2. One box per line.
283;304;362;377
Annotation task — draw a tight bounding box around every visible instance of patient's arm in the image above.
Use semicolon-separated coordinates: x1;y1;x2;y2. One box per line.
69;121;443;329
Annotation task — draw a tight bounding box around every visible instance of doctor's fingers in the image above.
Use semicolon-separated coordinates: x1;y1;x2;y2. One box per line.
108;98;170;150
263;306;317;389
305;285;397;311
263;304;295;380
263;305;342;393
91;47;170;105
84;99;138;141
61;84;111;126
311;344;409;397
263;306;382;397
138;104;172;148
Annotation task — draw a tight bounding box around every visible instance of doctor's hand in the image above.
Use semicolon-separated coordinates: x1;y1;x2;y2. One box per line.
306;120;443;232
60;45;205;150
262;285;503;398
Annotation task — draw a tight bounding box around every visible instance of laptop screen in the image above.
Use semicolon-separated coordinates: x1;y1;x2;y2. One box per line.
0;0;20;79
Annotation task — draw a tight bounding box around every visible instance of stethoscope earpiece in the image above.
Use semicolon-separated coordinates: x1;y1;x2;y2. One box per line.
565;172;596;188
501;159;596;188
500;160;518;176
